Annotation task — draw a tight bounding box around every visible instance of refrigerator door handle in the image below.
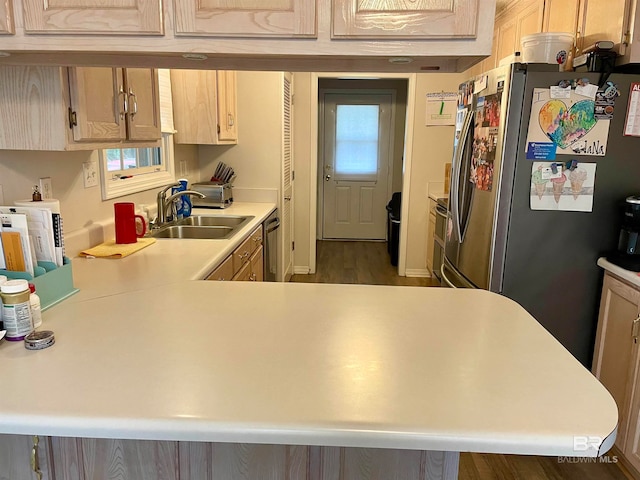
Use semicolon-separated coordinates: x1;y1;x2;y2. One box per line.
451;110;473;243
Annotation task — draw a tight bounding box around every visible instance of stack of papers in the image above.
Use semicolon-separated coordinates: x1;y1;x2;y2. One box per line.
0;206;61;277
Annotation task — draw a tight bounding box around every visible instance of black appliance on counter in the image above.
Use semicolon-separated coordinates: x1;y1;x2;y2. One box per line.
607;196;640;271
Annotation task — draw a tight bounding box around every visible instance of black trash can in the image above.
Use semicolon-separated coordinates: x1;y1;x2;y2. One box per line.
386;192;401;266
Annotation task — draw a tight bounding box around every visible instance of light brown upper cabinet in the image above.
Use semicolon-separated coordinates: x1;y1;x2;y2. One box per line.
174;0;317;37
577;0;628;54
171;70;238;145
0;0;14;34
22;0;163;34
542;0;580;36
69;67;161;143
0;65;160;151
332;0;479;38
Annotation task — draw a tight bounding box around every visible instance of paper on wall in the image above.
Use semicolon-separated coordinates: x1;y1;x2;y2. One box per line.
425;92;457;126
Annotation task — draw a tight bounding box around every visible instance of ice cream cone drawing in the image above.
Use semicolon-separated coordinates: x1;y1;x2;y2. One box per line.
531;168;548;199
569;168;588;199
551;173;567;203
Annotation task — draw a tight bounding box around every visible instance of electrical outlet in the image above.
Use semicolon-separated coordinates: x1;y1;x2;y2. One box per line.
180;160;188;177
83;161;98;188
39;177;53;199
0;185;4;205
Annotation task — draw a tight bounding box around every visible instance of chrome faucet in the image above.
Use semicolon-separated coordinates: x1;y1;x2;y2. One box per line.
153;188;206;228
155;182;181;228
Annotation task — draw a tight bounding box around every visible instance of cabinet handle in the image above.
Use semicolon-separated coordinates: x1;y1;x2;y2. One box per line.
284;196;291;201
253;236;262;243
250;273;256;281
31;435;42;480
633;315;640;343
119;85;128;119
228;113;234;127
128;89;138;119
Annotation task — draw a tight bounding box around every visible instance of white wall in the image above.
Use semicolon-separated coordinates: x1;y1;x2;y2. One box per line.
198;71;283;194
404;73;460;275
0;144;199;254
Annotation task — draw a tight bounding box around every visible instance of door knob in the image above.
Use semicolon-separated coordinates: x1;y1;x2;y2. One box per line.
325;174;331;181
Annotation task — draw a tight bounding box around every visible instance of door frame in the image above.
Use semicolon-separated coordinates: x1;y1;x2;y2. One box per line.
308;73;416;275
317;88;397;240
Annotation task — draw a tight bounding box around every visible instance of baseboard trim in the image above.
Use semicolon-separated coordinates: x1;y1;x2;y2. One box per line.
405;268;432;278
293;266;311;275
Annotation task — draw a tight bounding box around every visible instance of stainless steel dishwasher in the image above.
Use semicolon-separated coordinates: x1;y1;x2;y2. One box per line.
263;210;280;282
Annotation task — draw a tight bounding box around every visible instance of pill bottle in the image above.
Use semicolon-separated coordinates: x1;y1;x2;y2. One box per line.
1;280;34;341
0;275;7;330
28;283;42;329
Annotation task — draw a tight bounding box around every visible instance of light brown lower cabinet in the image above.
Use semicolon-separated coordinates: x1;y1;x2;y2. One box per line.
0;435;457;480
593;272;640;477
206;226;263;282
0;434;54;480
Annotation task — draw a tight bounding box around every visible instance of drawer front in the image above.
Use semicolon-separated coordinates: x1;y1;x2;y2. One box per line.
232;258;252;281
250;245;263;282
206;255;234;281
232;226;263;274
250;226;263;250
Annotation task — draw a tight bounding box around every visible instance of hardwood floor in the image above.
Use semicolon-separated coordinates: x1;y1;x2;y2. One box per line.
290;240;440;286
291;240;631;480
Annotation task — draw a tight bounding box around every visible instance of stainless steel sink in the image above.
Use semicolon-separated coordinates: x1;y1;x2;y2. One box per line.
149;215;254;240
177;215;254;228
150;225;235;240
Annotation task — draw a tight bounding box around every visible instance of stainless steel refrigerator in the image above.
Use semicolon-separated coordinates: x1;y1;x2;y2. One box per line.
442;63;640;366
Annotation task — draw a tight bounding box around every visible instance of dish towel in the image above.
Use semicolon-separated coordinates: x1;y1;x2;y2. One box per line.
79;238;156;259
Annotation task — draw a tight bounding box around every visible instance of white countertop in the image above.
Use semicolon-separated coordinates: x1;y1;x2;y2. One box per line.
598;257;640;289
70;203;276;302
0;281;617;457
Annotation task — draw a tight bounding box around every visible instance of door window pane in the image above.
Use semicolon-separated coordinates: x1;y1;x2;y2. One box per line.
335;105;379;176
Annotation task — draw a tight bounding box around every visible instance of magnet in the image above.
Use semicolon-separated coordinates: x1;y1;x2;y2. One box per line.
566;160;578;171
551;163;558;174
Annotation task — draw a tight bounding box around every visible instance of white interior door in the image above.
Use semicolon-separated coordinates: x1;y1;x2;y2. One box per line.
322;93;393;240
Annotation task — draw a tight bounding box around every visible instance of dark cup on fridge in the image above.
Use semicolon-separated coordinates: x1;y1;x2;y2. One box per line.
114;202;146;244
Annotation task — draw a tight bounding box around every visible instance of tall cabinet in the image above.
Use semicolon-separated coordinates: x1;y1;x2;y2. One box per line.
0;0;13;34
593;271;640;476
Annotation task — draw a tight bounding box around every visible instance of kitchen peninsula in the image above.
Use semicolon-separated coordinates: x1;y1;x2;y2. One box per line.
0;217;619;479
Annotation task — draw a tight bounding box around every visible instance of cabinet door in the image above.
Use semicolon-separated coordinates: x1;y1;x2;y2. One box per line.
0;434;54;480
216;71;238;143
496;17;518;65
578;0;628;54
68;67;126;142
0;0;14;34
171;69;219;145
124;68;161;141
206;254;234;281
332;0;479;38
174;0;316;37
22;0;163;34
317;447;458;480
250;245;264;281
543;0;580;35
516;0;544;42
53;437;178;480
179;443;308;479
592;273;640;452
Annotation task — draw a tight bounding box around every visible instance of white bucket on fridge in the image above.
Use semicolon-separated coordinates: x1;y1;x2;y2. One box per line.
521;32;574;70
